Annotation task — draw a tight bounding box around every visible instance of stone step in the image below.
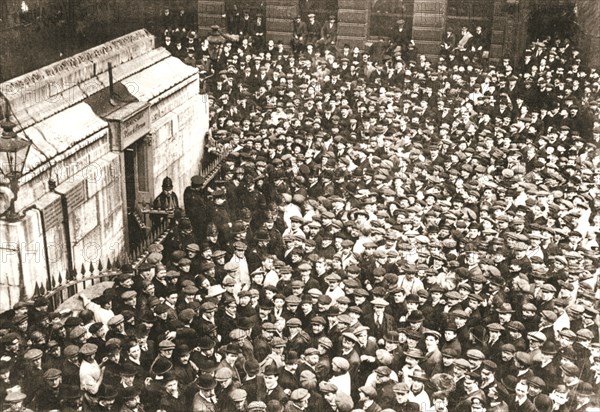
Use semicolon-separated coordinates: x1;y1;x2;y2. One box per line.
337;35;367;48
423;54;441;62
198;1;224;15
338;0;369;11
491;29;505;44
492;16;507;27
267;18;295;34
412;26;443;41
267;0;295;6
198;14;224;27
446;15;490;24
338;9;368;24
338;22;367;38
414;0;446;14
267;31;294;44
490;44;504;58
413;39;441;55
413;13;445;28
266;5;297;20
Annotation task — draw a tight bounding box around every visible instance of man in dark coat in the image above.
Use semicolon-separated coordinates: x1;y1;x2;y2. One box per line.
389;19;411;55
305;13;320;46
209;188;232;242
318;15;338;51
262;363;289;404
31;368;63;411
152;176;179;228
183;175;208;242
363;298;396;342
508;381;538;412
291;16;308;56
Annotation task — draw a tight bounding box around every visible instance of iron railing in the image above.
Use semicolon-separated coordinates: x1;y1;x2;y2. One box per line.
35;146;233;311
200;147;233;189
36;258;123;312
128;218;171;268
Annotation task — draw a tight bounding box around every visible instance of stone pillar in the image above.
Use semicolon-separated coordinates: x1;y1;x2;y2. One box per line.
576;0;600;68
337;0;369;48
198;0;225;37
412;0;447;60
489;0;508;63
265;0;298;45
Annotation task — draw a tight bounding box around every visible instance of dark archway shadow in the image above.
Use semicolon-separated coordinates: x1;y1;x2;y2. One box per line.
527;2;576;42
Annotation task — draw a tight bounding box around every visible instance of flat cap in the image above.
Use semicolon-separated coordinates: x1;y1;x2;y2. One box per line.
332;357;350;371
108;314;125;326
64;345;80;357
528;331;547;343
248;401;267;412
541;310;557;322
453;358;471;370
319;381;338;394
121;290;137;300
393;382;410;393
159;340;176;350
374;365;392;377
487;323;504;332
290;388;310;402
560;361;579;376
230;388;247;402
80;343;98;356
24;348;43;361
466;349;485;360
371;297;389;307
359;385;377;397
559;329;577;339
43;368;62;380
287;318;302;328
215;367;234;380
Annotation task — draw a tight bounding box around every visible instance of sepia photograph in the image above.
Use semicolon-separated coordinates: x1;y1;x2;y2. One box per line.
0;0;600;410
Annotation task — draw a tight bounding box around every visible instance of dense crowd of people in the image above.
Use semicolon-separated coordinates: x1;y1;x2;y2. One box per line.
2;6;600;412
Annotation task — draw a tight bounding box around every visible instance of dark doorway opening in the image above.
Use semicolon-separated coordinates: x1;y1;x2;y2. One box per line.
528;1;577;42
124;139;152;255
369;0;414;39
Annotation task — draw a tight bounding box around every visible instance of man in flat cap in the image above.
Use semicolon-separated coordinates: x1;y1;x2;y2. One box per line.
31;368;63;411
305;13;320;45
285;388;310;411
388;382;420;411
389;19;412;57
318;15;337;51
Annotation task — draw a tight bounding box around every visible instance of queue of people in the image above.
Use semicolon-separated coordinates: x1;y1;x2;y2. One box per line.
1;11;600;412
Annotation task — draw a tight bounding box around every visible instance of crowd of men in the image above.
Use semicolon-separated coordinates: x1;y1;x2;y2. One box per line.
2;6;600;412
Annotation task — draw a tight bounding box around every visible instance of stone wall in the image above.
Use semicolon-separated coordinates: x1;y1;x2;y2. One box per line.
576;0;600;68
0;32;209;310
0;210;45;308
0;132;125;311
151;93;207;200
337;0;368;48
